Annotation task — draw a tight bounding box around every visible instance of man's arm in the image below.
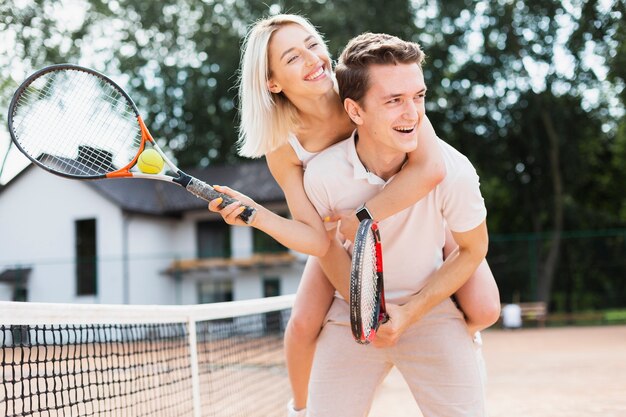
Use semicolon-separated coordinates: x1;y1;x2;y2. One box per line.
373;220;489;348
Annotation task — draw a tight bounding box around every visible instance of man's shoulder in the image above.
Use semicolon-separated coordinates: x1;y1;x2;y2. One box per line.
437;139;479;184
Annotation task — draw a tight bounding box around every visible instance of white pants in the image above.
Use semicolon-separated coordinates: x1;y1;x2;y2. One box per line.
308;298;485;417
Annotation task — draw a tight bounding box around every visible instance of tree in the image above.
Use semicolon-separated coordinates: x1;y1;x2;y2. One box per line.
2;0;624;309
415;0;624;307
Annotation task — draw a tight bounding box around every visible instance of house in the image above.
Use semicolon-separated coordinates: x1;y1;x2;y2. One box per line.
0;160;306;305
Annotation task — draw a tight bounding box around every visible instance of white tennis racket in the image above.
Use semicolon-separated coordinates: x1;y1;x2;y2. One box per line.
350;219;388;344
8;64;256;223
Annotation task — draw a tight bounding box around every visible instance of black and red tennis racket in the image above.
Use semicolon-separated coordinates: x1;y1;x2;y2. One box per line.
7;64;255;223
350;219;388;344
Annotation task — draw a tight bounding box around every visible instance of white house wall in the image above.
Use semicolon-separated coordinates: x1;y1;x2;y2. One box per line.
0;168;121;303
0;168;181;304
0;167;306;306
0;283;12;300
124;214;179;305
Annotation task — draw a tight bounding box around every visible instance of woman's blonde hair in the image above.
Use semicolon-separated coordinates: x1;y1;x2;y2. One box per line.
237;14;328;158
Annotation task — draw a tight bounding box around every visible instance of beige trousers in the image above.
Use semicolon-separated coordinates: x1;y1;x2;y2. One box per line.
307;298;485;417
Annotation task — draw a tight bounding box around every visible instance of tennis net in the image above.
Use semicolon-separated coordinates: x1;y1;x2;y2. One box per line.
0;294;295;417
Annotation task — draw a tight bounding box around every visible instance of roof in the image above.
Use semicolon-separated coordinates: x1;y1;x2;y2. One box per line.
1;160;285;216
0;267;32;284
87;160;284;215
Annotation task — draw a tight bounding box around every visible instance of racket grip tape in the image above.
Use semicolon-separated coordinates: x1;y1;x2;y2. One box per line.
186;178;256;224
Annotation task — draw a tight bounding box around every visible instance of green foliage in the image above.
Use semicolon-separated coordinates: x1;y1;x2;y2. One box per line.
2;0;625;311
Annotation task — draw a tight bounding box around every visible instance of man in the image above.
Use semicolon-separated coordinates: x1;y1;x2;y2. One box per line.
303;33;489;417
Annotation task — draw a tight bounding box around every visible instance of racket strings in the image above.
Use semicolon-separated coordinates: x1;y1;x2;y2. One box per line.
18;82;109;173
15;77;130;175
11;69;142;177
360;231;379;336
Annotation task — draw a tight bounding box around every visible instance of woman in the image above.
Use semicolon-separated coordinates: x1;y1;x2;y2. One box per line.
210;14;500;416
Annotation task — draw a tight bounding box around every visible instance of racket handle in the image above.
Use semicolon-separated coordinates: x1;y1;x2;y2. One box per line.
186;178;256;224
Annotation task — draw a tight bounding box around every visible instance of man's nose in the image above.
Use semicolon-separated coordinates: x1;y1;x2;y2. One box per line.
404;100;419;120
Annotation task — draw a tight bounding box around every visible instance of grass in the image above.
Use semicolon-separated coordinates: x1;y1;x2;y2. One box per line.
543;308;626;327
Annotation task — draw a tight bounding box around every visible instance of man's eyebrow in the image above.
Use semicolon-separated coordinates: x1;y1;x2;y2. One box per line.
381;87;427;100
280;35;315;60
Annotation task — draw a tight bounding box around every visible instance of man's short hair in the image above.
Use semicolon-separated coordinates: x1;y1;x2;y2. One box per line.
335;33;425;105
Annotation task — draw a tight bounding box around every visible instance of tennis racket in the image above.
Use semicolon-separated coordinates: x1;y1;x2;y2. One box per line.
349;218;388;344
7;64;256;223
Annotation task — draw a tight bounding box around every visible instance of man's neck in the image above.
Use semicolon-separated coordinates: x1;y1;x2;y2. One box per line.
354;131;407;182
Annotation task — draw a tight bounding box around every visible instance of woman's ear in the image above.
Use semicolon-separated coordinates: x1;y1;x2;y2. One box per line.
344;98;363;125
267;79;282;94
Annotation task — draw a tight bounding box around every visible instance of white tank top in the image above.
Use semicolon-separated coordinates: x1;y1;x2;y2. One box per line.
288;134;318;169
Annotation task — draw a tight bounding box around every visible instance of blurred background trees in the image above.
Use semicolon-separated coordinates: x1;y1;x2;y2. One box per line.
1;0;624;312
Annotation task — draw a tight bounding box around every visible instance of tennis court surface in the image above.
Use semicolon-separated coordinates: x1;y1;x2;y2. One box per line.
369;325;626;417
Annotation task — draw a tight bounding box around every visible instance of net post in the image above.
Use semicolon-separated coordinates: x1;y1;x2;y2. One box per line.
187;317;202;417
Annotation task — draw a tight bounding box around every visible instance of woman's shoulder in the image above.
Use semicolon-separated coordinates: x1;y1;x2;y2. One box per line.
266;141;302;172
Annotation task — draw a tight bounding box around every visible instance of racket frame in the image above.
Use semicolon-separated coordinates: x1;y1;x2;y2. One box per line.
349;218;388;344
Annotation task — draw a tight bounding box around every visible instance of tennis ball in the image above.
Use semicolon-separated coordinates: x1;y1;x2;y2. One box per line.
137;149;164;174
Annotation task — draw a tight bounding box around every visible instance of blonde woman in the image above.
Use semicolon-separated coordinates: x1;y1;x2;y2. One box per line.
209;14;500;417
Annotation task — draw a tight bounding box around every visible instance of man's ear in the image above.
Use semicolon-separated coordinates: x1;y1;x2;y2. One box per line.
267;79;282;94
344;98;364;125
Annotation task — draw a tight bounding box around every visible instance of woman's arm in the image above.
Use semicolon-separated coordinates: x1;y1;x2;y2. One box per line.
209;144;330;257
340;115;446;240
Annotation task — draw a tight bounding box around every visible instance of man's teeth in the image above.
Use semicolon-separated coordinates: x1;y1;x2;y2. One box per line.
394;126;415;132
306;67;324;80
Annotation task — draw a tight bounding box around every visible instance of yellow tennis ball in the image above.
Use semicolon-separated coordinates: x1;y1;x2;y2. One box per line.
137;149;164;174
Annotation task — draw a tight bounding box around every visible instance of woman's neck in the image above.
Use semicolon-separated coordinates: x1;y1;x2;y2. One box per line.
289;89;354;150
289;89;345;127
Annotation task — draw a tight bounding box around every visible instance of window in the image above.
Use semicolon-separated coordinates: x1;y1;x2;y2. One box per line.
197;221;231;258
253;229;287;254
75;219;97;296
13;287;27;302
263;277;282;332
263;277;281;297
198;280;233;304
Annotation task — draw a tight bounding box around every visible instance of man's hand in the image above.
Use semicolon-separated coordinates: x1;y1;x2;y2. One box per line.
338;210;360;243
207;185;258;226
370;304;411;348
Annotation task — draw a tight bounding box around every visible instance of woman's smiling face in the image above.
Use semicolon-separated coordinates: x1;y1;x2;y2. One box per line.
266;23;334;99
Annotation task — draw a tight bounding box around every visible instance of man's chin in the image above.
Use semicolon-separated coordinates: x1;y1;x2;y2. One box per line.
400;137;419;153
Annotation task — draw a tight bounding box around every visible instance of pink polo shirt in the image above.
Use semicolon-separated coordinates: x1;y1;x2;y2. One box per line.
303;131;487;302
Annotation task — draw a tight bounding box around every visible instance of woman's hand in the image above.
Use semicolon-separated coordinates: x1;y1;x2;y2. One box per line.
207;185;259;226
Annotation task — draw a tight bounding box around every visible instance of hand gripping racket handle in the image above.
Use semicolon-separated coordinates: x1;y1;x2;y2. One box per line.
186;177;256;224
